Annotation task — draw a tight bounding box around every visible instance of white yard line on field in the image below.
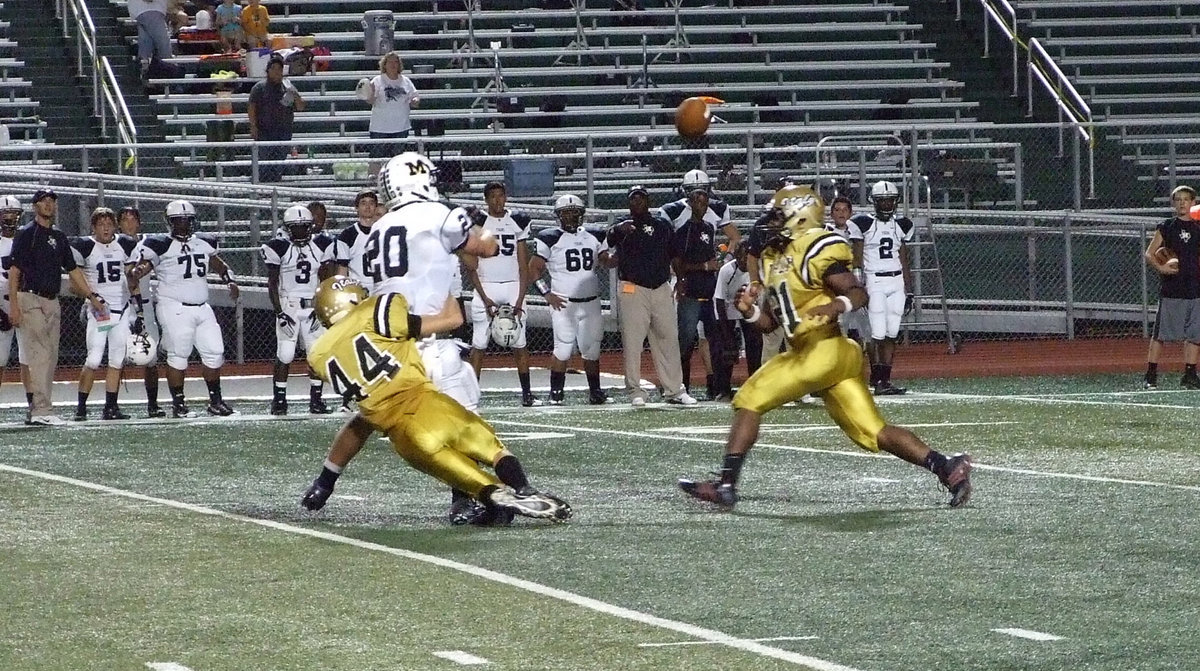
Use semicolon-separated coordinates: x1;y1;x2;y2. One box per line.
490;420;1200;494
0;463;865;671
432;650;491;665
639;635;820;648
990;628;1063;641
146;664;194;671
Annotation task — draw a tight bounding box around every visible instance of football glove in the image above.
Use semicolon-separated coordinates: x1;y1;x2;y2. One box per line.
276;311;297;339
306;311;321;333
903;293;914;316
0;308;11;332
131;315;145;335
301;480;334;511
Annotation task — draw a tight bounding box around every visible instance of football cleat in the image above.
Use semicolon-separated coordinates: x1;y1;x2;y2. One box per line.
309;397;333;414
678;478;738;508
172;403;196;419
270;399;288;416
73;409;88;422
489;486;572;522
874;382;907;396
101;406;130;421
147;403;167;418
521;392;543;408
631;396;646;407
207;399;235;416
588;389;610;405
1142;376;1157;391
449;498;514;527
936;453;973;508
666;392;698;406
548;389;565;405
1181;374;1200;390
300;480;334;511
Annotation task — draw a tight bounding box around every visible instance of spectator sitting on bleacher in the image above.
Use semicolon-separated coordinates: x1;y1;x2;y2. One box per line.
168;0;191;33
241;0;269;49
215;0;241;53
360;51;420;176
194;0;214;31
129;0;174;77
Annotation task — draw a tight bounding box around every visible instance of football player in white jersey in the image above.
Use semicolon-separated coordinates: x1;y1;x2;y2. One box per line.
825;195;871;345
118;205;169;417
263;204;337;415
302;152;559;526
463;180;540;406
69;208;139;420
528;194;611;405
332;189;382;292
660;169;742;253
129;200;240;417
847;181;915;395
0;196;28;401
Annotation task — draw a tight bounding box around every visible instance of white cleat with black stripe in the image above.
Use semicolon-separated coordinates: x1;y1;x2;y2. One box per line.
489;486;572;522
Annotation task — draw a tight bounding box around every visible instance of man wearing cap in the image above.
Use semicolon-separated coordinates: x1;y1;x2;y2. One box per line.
8;189;109;425
660;169;741;253
605;186;696;407
248;54;305;183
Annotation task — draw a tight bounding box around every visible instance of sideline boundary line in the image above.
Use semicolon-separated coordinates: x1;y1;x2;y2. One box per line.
0;462;864;671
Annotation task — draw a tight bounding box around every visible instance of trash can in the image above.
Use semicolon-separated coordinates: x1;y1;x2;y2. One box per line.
244;47;273;78
363;10;395;56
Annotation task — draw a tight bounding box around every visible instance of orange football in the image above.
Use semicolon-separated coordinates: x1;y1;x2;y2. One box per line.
1190;203;1200;221
674;96;723;139
1154;246;1179;266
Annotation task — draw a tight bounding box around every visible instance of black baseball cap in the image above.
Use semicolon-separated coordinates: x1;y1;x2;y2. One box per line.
32;188;57;203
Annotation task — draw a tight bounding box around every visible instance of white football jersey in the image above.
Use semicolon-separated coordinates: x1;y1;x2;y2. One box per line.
824;221;853;242
470;209;531;283
534;226;608;300
333;222;376;293
847;213;915;274
714;258;750;319
131;234;155;302
70;234;139;308
370;196;472;315
134;234;221;304
261;236;335;300
0;235;13;311
660;197;732;232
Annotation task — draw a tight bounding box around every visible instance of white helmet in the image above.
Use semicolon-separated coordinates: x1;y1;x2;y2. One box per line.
378;151;439;207
0;194;20;213
283;204;313;243
554;194;585;232
869;180;900;219
489;304;521;348
165;199;197;241
554;193;585;214
126;332;158;367
681;169;712;193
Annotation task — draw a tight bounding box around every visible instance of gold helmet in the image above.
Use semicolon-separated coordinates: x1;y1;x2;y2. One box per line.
314;275;369;328
756;185;825;250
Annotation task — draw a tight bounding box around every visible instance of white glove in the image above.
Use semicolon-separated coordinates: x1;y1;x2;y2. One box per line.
277;311;297;338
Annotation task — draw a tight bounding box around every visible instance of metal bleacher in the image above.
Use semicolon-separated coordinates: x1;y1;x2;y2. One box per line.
128;0;996;202
0;12;46;147
1018;0;1200;196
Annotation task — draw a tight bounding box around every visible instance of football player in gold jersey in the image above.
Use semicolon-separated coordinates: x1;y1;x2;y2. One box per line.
300;276;572;522
679;185;972;508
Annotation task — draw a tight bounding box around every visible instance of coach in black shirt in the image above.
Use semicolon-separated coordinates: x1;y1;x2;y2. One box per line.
605;186;695;406
9;189;107;425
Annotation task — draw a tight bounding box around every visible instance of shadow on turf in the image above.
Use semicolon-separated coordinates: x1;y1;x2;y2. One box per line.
734;506;939;531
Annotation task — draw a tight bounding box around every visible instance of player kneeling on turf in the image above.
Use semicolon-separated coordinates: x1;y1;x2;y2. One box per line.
300;276;572;523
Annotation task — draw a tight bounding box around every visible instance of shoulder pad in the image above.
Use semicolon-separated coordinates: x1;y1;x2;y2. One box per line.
117;234;139;256
69;236;95;257
264;237;291;257
336;225;360;244
660;200;687;221
709;199;729;217
141;234;174;256
849;213;874;229
197;233;220;250
537;227;565;248
511;211;532;229
586;227;607;244
895;216;916;234
469;210;487;227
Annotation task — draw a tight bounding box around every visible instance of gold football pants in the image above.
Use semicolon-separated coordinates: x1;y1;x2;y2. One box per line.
364;388;505;498
732;335;886;451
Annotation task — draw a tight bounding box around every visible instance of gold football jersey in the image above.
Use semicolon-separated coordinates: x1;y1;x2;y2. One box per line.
760;228;854;348
307;293;432;420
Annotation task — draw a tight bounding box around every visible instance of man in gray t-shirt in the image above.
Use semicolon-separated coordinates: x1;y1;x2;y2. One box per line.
248;56;306;182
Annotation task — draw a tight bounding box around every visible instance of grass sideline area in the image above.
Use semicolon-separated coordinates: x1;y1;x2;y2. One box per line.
1;373;1197;671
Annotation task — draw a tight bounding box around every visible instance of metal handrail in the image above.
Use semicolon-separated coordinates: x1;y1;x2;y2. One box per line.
978;0;1019;96
61;0;99;116
99;57;138;174
1026;38;1094;201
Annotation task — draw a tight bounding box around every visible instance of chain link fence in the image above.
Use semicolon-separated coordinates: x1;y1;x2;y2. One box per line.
0;120;1184;367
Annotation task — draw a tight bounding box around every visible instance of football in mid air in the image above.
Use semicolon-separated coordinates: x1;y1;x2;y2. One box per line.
1190;203;1200;221
1154;246;1179;269
674;96;723;139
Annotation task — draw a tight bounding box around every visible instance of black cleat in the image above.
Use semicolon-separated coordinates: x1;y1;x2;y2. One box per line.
1181;374;1200;390
73;409;88;422
548;389;565;405
521;392;543;407
147;403;167;418
588;389;610;405
101;406;130;420
489;486;571;521
309;397;333;414
206;399;235;416
936;453;973;508
449;498;514;527
1142;376;1158;391
874;382;908;396
172;403;196;419
678;478;738;508
300;481;333;511
270;399;288;416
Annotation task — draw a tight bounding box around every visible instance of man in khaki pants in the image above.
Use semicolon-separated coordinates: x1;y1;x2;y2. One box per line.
605;186;697;407
9;189;109;425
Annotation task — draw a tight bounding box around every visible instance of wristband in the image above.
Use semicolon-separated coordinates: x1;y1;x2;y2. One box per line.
835;295;854;314
535;279;551;295
406;313;423;339
742;304;762;323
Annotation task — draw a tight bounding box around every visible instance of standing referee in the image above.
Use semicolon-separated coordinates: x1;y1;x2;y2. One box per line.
606;185;696;407
8;189;108;425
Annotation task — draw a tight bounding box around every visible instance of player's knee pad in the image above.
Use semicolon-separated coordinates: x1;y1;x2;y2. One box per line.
199;351;225;369
552;339;575;362
275;339;298;366
166;353;189;370
578;338;601;361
